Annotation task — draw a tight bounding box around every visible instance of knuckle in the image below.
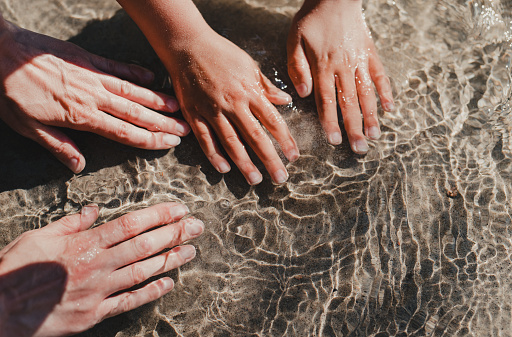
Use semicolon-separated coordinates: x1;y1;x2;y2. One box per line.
117;215;138;237
65;105;88;126
129;264;147;285
340;93;358;108
126;103;141;120
120;80;132;96
119;293;135;313
249;127;268;142
133;235;154;257
114;123;130;142
319;95;336;106
223;133;240;148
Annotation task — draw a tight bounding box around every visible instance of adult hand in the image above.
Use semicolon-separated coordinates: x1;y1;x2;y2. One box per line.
287;0;394;153
0;20;190;173
165;31;300;185
0;203;204;337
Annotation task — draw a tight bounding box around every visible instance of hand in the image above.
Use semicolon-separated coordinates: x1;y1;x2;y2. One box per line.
0;20;190;173
164;30;300;185
287;0;394;153
0;203;204;337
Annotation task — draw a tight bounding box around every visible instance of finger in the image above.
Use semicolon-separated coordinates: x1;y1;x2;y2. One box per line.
44;204;99;235
250;93;299;163
105;217;203;270
228;107;289;184
99;94;189;137
108;245;196;293
25;121;86;173
90;54;155;87
74;111;182;150
337;72;368;154
92;203;190;248
313;71;342;145
100;277;174;319
192;112;262;185
187;114;231;174
258;72;292;105
249;95;300;162
100;76;181;114
355;66;380;140
369;51;394;112
287;36;313;97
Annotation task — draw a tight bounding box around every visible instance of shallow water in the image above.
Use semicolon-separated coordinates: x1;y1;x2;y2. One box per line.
1;0;512;336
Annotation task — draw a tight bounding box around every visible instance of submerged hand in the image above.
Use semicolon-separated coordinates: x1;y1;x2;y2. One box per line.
288;0;394;153
0;203;204;337
164;31;300;185
0;21;190;173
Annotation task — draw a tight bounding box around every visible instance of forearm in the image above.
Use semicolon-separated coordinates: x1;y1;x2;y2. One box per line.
117;0;213;59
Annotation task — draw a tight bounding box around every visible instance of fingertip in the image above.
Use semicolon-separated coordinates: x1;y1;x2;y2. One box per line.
81;204;99;221
163;134;181;147
69;155;86;174
160;277;175;292
286;147;300;162
327;132;343;146
272;168;289;185
165;97;180;112
352;139;369;154
367;126;381;140
382;101;395;112
247;171;263;185
216;161;231;174
296;83;311;98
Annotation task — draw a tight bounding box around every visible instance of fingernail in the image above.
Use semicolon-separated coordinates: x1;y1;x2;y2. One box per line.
163;134;181;147
175;122;189;135
273;169;288;184
278;91;292;103
185;218;204;236
178;245;196;261
81;204;98;217
172;204;189;219
353;139;369;154
217;161;231;174
383;102;395;111
247;171;263;185
296;83;308;97
166;98;179;111
162;278;174;290
368;126;381;140
286;148;300;162
328;132;342;145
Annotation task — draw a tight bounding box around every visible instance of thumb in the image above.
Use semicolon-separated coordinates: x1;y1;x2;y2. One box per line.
44;204;99;235
28;121;86;173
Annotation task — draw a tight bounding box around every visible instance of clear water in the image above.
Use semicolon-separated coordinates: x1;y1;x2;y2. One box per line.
1;0;512;336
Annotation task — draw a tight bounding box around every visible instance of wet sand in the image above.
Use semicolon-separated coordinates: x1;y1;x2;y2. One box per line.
2;0;512;336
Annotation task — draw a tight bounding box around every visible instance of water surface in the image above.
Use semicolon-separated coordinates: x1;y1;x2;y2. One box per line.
1;0;512;336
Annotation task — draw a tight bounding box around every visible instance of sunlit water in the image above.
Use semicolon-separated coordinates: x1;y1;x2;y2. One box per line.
1;0;512;336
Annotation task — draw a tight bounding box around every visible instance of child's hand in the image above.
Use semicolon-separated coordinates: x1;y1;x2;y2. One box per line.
287;0;394;153
166;31;299;185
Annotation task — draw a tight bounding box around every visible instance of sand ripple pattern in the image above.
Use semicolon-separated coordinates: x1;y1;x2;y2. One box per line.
2;0;512;336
